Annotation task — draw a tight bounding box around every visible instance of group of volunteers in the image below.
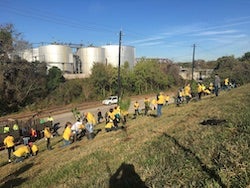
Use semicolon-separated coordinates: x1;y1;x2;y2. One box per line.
176;74;235;105
3;74;234;163
131;92;170;119
2;111;98;163
4;132;38;163
1;89;174;165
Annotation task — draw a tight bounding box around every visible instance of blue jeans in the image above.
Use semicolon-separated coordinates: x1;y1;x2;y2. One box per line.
157;104;163;117
14;156;24;163
63;139;71;146
85;123;93;133
23;137;30;145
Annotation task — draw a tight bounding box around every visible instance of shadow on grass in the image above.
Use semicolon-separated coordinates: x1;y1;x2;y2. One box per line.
0;162;33;188
200;119;227;126
108;162;148;188
163;133;227;188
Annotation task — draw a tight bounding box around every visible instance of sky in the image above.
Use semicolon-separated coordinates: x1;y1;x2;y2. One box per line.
0;0;250;62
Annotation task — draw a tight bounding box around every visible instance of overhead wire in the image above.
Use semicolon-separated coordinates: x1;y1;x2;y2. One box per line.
0;4;117;33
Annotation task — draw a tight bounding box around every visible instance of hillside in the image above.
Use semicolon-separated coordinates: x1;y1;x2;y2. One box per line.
0;84;249;188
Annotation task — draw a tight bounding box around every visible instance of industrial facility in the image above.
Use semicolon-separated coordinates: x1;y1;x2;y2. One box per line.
19;43;136;78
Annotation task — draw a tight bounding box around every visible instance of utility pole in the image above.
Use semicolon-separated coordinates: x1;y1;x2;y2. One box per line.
118;30;122;103
191;44;196;82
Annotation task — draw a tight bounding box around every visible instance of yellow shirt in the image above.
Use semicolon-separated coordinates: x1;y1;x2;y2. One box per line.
4;135;15;148
113;108;120;116
31;145;38;154
13;124;19;131
105;122;114;129
184;85;191;97
144;98;150;105
165;95;170;102
157;94;165;105
3;126;10;133
44;127;52;138
86;112;96;125
134;102;139;109
47;117;54;122
13;146;30;157
197;84;203;93
224;78;229;85
108;111;115;121
151;99;157;105
63;127;72;141
121;110;128;116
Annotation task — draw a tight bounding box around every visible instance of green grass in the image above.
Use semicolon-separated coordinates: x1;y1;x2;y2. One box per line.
0;84;249;188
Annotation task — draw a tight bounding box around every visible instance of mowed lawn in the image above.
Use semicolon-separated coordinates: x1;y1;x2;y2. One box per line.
0;84;249;188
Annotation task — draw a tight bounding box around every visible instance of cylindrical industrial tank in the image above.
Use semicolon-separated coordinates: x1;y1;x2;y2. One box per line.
76;47;105;75
20;48;39;62
32;48;39;61
20;49;32;62
101;45;135;68
39;44;73;73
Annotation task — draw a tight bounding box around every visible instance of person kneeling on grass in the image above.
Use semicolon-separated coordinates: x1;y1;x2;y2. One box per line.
105;120;124;132
13;145;31;163
105;121;116;132
28;142;39;156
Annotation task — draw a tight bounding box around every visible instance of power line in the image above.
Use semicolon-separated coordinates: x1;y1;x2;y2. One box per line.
0;5;116;33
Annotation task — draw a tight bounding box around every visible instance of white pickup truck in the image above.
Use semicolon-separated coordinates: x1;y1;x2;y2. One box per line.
102;96;118;105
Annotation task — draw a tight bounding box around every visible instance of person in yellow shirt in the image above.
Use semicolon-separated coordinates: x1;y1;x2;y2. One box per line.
184;84;192;103
165;95;170;106
13;121;19;131
83;112;96;139
151;98;157;110
62;122;72;146
224;78;229;90
47;113;54;124
13;145;30;163
209;82;214;93
107;108;115;122
157;92;165;117
4;133;15;163
121;110;129;124
105;121;115;132
133;101;140;116
28;142;39;156
44;125;52;150
3;125;10;133
197;83;203;100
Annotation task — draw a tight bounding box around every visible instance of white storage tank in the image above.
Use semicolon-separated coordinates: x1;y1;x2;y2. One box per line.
39;44;73;73
19;48;39;62
101;45;135;68
76;47;105;75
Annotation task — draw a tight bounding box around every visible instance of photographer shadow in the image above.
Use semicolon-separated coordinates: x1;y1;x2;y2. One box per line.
109;162;148;188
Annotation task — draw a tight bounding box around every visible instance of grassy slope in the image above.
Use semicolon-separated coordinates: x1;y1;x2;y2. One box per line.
0;84;249;188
